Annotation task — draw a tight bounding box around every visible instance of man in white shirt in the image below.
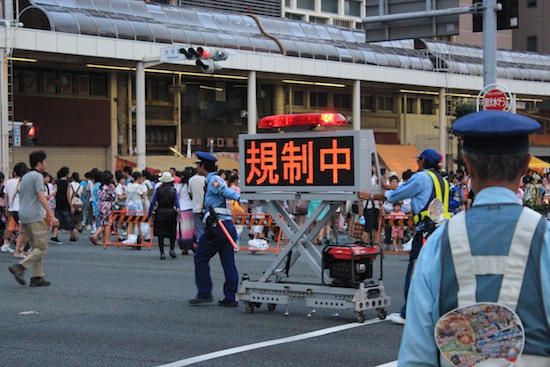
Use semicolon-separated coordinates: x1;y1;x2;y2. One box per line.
188;169;206;243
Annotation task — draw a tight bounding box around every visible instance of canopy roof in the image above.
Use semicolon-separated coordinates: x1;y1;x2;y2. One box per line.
529;156;550;169
16;0;550;80
376;144;420;176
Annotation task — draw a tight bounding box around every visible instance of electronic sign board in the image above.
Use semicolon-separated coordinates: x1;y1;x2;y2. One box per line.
239;130;380;200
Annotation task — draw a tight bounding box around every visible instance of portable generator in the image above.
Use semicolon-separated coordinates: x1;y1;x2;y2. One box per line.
322;243;380;288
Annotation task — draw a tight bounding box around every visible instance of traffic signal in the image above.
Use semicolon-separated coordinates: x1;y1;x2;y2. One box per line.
178;46;229;74
26;126;37;146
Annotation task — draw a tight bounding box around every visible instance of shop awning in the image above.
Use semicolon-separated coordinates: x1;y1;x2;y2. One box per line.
116;154;240;174
529;156;550;169
376;144;420;175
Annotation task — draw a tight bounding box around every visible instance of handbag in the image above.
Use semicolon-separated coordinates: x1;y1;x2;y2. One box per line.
348;215;364;239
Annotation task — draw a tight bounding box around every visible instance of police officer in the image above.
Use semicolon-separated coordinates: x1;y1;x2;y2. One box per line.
188;152;241;307
398;110;550;366
358;148;451;324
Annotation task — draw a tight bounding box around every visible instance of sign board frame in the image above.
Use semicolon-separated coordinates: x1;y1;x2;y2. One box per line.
239;130;381;200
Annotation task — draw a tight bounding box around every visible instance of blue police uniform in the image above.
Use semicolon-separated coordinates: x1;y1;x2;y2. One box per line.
192;152;241;304
385;149;450;319
398;110;550;366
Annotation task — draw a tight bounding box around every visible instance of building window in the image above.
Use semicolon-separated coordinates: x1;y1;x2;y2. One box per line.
297;0;314;10
361;95;373;110
378;96;394;112
344;0;361;17
321;0;338;14
527;0;536;8
91;74;108;96
310;16;329;24
527;36;537;52
286;13;304;21
285;0;291;7
401;97;415;114
420;98;434;115
293;90;304;106
310;92;328;108
334;93;351;109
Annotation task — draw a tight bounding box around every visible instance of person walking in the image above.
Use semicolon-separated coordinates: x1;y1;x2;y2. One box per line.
358;148;451;325
9;151;59;287
148;172;180;260
175;169;195;255
2;162;28;254
189;152;240;307
89;171;116;246
188;167;206;247
397;110;550;366
51;167;79;243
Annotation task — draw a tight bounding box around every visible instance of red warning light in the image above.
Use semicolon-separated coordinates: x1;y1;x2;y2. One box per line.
258;113;347;129
27;126;36;136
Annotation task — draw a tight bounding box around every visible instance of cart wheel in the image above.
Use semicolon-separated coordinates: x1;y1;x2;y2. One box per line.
253;302;262;309
377;308;387;320
244;302;254;314
267;303;276;311
356;311;365;323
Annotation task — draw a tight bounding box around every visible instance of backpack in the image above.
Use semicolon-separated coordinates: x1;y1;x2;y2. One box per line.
71;184;83;212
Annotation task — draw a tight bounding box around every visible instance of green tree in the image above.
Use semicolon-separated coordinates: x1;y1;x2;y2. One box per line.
451;103;476;168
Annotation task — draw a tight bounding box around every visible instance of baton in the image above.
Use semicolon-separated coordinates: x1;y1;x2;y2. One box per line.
209;207;239;251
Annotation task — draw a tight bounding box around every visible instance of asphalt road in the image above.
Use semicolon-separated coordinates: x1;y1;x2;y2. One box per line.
0;230;409;367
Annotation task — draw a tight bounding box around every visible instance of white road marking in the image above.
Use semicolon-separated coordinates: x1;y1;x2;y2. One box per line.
156;318;389;367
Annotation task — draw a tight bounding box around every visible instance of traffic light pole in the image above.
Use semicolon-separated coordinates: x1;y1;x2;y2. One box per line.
483;0;498;87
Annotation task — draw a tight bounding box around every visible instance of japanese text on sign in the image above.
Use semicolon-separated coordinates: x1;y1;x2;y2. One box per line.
244;136;354;187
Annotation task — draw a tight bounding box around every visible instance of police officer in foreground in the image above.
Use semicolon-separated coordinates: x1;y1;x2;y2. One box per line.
358;148;451;325
188;152;241;307
398;110;550;366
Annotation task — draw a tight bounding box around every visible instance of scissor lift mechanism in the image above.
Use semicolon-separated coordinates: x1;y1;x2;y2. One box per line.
236;198;390;323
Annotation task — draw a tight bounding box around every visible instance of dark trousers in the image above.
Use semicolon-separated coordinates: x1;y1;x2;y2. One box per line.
193;220;238;301
400;230;423;318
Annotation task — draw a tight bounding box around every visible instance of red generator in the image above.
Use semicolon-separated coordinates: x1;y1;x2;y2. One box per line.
322;242;381;288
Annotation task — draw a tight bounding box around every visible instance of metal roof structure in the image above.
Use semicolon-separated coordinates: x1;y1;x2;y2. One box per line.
16;0;550;82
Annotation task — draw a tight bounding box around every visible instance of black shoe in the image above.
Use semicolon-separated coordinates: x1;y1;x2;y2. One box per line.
169;250;177;259
70;236;78;242
218;299;238;307
9;264;26;285
188;297;213;305
181;250;188;255
160;253;165;260
30;277;51;287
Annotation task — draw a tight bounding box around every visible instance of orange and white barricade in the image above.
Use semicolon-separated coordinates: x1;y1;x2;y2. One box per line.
232;212;287;255
375;214;415;254
104;210;155;250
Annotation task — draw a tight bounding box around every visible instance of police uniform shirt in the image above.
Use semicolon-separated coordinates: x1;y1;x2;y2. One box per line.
203;172;240;221
385;170;436;216
397;187;550;366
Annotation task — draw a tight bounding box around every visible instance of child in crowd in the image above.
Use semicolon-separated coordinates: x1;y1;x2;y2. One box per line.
389;201;407;251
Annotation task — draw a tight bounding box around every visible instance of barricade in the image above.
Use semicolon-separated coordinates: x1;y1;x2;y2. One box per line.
375;214;415;255
104;210;155;250
232;212;287;255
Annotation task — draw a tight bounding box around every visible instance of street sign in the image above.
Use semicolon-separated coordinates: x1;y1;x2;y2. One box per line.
160;46;187;63
483;89;507;110
13;125;21;147
477;84;512;112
